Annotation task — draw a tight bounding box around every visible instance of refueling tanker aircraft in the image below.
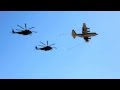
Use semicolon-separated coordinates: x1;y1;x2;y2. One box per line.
72;23;98;42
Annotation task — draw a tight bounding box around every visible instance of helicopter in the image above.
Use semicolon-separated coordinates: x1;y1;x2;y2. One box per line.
35;41;56;51
12;23;37;35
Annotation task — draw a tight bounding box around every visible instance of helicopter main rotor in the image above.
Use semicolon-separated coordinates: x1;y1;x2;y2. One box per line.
17;23;35;30
39;41;55;46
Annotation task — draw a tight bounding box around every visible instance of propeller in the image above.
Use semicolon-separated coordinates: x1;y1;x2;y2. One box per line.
17;25;24;29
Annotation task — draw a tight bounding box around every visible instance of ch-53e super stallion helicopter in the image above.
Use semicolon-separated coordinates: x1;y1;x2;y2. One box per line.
35;41;56;51
12;23;37;35
72;23;98;42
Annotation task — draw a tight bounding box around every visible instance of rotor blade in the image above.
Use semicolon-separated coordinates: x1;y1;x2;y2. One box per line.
16;29;21;31
28;27;35;30
40;41;46;45
52;47;57;49
17;25;24;29
38;45;44;47
25;23;27;29
49;43;55;46
47;41;48;46
32;31;37;33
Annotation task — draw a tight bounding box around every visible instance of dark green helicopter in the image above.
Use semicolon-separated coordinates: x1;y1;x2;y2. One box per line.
12;23;37;35
35;41;56;51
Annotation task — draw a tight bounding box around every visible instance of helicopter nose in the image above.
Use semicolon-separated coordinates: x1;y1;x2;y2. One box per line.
30;31;32;34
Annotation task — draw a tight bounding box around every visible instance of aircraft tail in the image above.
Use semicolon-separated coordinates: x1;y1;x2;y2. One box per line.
35;46;38;50
72;29;77;39
12;29;15;33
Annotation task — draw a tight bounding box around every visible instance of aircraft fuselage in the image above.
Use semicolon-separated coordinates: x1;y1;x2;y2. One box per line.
14;30;32;35
40;46;52;51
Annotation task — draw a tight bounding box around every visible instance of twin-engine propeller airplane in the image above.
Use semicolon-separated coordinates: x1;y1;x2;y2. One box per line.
72;23;98;42
12;23;37;35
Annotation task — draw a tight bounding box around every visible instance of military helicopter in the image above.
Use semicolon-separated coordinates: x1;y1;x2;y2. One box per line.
12;23;37;35
35;41;56;51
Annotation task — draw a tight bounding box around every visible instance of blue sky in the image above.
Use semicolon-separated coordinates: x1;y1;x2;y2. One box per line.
0;11;120;79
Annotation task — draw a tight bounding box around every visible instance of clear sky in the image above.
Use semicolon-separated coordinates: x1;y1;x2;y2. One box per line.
0;11;120;79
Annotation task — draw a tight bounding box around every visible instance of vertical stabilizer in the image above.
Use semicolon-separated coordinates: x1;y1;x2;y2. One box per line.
72;29;76;39
12;29;15;33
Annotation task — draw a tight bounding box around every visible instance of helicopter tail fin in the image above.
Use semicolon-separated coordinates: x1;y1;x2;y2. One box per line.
72;29;77;39
35;46;38;50
12;29;15;33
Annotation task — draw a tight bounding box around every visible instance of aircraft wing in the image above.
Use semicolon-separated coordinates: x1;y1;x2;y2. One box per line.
84;37;89;42
82;23;90;34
